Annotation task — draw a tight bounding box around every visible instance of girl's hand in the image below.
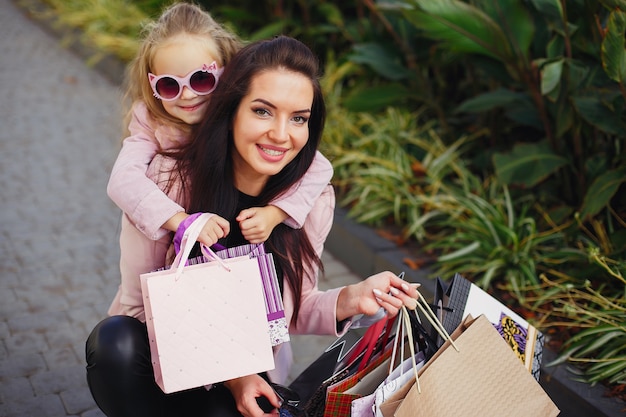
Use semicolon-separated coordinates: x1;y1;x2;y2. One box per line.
224;374;280;417
197;215;230;247
336;271;421;321
237;206;288;243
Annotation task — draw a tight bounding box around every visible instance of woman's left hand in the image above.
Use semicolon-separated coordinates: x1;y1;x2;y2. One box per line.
224;374;280;417
336;271;420;321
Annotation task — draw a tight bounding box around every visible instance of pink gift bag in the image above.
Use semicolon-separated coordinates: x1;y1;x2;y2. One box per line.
140;214;275;394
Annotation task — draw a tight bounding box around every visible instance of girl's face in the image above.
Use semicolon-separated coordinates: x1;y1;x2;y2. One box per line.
231;69;314;196
152;35;220;125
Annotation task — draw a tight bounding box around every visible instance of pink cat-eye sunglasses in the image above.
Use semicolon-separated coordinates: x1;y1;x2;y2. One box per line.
148;62;223;101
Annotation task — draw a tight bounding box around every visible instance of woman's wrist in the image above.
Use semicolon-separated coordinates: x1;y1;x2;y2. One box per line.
222;377;241;393
336;285;359;322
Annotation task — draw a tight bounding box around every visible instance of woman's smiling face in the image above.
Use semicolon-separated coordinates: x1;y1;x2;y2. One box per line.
231;68;314;196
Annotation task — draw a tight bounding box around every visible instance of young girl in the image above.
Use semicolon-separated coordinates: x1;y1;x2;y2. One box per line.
106;3;334;320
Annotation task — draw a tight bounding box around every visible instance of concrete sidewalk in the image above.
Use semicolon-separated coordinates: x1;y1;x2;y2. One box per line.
0;1;360;416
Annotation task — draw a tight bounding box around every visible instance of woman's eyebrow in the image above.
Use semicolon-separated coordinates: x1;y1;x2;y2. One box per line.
252;98;276;109
252;98;311;114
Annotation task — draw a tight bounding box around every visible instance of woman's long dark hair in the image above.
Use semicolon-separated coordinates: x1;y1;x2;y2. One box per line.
168;36;326;326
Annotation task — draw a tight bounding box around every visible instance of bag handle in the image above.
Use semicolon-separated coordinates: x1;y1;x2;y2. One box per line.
343;318;383;369
344;313;398;373
414;290;458;353
171;213;230;278
390;306;422;393
397;289;459;394
383;272;458;395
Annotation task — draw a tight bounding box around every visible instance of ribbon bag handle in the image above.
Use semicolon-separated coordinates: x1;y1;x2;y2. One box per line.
170;213;229;278
344;313;398;373
394;306;422;393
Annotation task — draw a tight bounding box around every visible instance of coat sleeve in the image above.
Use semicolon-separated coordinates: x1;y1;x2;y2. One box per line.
271;151;333;229
106;102;185;240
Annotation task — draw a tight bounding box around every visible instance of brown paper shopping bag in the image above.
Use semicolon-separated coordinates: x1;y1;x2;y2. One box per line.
393;314;560;417
433;273;545;380
140;214;275;394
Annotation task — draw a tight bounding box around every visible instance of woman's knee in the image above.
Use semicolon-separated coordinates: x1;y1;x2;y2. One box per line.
86;316;169;417
86;315;150;369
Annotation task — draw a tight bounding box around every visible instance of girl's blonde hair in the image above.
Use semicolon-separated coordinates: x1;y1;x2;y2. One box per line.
123;2;242;134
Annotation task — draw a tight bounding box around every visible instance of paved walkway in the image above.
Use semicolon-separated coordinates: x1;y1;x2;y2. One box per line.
0;1;360;416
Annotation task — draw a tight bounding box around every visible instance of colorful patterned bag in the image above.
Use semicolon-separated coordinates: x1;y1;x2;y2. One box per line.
321;315;398;417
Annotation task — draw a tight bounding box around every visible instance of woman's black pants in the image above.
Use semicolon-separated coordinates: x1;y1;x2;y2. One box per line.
85;315;243;417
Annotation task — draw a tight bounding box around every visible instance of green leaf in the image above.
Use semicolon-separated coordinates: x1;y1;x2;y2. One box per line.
349;43;413;81
493;141;568;187
504;102;543;129
576;331;626;357
548;345;584;366
573;96;624;136
567;60;591;91
568;324;622;343
529;0;564;21
579;168;626;220
540;58;564;96
437;241;481;262
343;84;412;112
585;359;626;383
546;35;565;59
402;0;512;61
598;0;626;10
554;93;575;138
455;88;524;113
602;9;626;84
478;0;535;58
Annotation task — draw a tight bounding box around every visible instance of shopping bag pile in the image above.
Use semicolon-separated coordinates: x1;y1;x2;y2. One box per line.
288;273;560;417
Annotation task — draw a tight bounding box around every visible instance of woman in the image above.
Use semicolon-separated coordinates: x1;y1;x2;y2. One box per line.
86;35;419;417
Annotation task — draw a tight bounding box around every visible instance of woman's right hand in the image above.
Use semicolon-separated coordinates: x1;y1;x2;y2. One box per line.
224;374;280;417
336;271;421;321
